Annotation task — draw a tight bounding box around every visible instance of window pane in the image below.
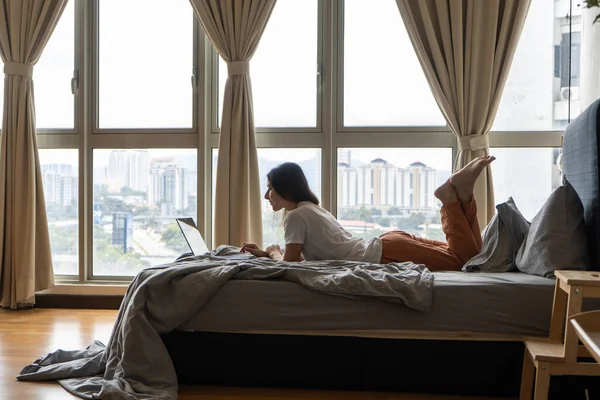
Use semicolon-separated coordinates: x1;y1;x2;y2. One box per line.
489;148;561;221
337;148;452;241
40;149;78;275
218;0;318;128
493;0;583;130
36;0;74;129
98;0;193;129
212;148;321;248
343;0;445;127
93;149;197;276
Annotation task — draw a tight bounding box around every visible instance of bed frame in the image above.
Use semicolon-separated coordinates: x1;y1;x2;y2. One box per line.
161;330;600;398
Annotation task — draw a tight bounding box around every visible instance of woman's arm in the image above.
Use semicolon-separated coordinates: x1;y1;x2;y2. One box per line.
266;243;304;262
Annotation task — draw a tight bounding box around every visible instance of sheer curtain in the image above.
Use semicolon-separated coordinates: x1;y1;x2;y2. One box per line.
0;0;68;309
189;0;276;247
396;0;531;228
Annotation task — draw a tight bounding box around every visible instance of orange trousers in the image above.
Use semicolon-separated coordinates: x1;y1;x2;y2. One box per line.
379;199;482;271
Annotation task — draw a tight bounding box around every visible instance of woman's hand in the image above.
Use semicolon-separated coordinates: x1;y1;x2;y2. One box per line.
240;242;268;258
266;244;283;260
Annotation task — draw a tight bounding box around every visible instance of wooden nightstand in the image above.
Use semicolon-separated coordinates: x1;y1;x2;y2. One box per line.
520;271;600;400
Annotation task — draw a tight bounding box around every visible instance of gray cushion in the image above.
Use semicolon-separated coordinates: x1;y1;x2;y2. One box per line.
462;197;530;272
515;183;590;278
497;197;531;262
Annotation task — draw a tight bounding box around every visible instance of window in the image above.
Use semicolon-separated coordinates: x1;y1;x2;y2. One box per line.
92;149;197;276
24;0;571;284
212;148;321;248
337;148;452;241
98;0;194;129
39;149;79;275
35;0;75;130
489;148;561;221
493;0;583;131
217;0;319;128
342;0;445;127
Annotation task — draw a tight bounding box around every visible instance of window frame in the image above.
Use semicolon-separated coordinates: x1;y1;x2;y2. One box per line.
34;0;79;135
209;0;325;134
29;0;571;289
90;0;199;135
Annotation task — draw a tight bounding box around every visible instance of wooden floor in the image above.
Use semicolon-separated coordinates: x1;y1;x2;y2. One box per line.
0;308;514;400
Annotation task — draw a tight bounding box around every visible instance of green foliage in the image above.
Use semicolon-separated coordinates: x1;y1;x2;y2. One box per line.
378;217;391;227
48;225;78;254
387;206;401;216
338;206;373;222
120;186;146;197
93;226;149;274
398;213;427;230
161;222;189;253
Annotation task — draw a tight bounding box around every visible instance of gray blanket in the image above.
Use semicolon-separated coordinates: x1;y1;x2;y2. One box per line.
17;250;433;399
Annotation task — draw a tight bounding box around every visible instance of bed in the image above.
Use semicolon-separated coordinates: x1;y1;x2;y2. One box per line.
18;99;600;399
160;99;600;399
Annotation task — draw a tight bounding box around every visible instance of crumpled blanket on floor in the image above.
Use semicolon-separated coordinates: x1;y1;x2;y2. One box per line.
17;248;433;399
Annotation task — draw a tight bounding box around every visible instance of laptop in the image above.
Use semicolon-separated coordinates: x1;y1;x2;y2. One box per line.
176;217;210;256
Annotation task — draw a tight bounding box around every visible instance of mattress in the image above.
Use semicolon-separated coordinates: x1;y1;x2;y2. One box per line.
178;271;572;338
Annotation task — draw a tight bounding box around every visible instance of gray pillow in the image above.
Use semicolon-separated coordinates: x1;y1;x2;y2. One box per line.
498;196;531;263
515;183;590;278
462;197;530;272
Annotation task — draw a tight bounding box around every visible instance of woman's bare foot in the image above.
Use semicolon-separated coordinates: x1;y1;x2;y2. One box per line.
434;179;459;205
449;155;496;203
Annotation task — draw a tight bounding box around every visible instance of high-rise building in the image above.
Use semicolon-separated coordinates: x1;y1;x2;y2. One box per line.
108;150;150;192
338;163;357;207
148;158;188;214
41;164;77;207
410;162;436;209
338;158;437;211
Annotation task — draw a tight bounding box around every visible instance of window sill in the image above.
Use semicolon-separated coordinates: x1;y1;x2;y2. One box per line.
38;283;128;296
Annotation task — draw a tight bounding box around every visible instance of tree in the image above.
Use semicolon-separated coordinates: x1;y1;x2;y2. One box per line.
378;217;391;227
49;225;78;254
161;222;189;253
93;226;150;274
400;213;427;230
387;206;401;216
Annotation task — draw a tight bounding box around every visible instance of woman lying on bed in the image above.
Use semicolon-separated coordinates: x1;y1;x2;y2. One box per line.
240;156;495;271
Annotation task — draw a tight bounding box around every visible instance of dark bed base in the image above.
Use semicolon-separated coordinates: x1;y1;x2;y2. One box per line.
162;330;600;399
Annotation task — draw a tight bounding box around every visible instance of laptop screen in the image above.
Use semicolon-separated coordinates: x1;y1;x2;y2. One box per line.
176;218;209;256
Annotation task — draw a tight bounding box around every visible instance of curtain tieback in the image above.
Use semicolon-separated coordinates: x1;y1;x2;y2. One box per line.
458;135;489;151
227;61;249;76
4;62;33;78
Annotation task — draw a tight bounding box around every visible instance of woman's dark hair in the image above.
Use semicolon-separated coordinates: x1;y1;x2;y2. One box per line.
267;162;319;205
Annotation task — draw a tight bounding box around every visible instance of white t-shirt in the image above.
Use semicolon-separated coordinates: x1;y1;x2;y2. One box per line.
283;202;382;263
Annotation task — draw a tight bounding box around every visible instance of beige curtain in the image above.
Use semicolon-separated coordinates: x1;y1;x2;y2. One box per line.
189;0;276;247
396;0;531;228
0;0;68;309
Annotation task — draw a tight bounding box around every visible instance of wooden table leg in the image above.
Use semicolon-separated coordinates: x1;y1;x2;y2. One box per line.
534;362;550;400
520;351;535;400
549;280;568;341
564;285;583;362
